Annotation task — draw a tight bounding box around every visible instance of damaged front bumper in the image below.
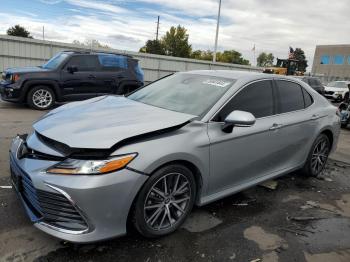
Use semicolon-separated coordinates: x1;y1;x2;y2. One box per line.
9;135;148;243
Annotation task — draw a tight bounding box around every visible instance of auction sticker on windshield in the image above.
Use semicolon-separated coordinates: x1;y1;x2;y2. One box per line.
202;79;232;88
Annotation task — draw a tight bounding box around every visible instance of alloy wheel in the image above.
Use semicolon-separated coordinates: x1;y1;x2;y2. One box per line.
32;89;53;109
311;137;329;175
144;173;191;231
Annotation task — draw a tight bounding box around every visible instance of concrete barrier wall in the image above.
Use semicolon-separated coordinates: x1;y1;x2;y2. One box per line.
0;35;262;82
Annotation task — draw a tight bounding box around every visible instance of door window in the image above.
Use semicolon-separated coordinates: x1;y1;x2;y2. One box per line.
98;54;128;71
213;80;274;121
275;80;305;114
65;55;99;71
302;88;313;107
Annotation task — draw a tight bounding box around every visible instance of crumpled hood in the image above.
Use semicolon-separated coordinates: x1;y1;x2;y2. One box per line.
33;96;196;149
5;66;50;74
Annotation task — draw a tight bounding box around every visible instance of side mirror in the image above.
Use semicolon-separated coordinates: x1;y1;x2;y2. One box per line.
222;110;256;133
67;65;78;74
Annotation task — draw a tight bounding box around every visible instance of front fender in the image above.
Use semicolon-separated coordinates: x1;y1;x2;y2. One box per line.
22;80;61;101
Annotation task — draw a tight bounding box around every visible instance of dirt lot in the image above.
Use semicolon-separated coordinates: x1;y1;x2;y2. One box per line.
0;100;350;262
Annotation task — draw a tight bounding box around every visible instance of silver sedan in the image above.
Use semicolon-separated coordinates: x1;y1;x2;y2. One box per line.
9;70;340;242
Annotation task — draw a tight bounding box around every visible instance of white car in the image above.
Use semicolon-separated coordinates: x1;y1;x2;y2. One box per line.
324;81;350;101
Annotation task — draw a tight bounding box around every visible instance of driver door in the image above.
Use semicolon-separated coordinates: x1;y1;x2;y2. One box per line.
207;80;283;195
60;55;100;100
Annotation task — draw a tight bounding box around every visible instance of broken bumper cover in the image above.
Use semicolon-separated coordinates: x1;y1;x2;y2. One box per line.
9;136;148;243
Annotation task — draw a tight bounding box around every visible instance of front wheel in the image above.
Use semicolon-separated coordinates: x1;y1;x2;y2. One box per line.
302;134;331;177
27;86;55;110
133;164;196;238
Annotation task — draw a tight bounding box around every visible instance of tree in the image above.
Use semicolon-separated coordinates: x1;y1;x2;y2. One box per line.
190;49;249;65
72;39;110;49
293;48;308;72
139;40;165;55
7;25;32;38
257;52;274;67
190;50;213;61
162;25;192;58
217;50;250;65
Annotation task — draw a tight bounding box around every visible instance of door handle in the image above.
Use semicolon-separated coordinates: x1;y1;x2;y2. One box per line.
88;74;96;79
311;114;319;120
269;123;283;131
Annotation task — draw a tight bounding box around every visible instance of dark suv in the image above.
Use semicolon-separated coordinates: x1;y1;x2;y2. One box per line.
293;76;325;95
0;51;144;110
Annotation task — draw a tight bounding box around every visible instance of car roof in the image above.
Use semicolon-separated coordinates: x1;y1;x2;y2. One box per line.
184;70;275;80
61;50;133;58
182;70;308;85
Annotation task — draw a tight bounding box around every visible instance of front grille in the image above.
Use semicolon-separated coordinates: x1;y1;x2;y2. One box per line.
325;91;334;95
10;155;88;232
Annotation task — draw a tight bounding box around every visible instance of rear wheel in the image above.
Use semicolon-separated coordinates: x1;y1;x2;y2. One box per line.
302;134;330;177
27;86;55;110
133;164;196;238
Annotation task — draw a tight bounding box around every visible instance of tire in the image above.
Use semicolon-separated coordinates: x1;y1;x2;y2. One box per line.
27;86;55;110
302;134;331;177
133;164;196;238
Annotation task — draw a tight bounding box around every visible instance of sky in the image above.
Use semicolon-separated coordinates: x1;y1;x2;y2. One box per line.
0;0;350;67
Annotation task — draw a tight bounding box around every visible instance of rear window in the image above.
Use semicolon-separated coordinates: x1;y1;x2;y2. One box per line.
275;80;305;113
98;54;128;70
302;88;313;107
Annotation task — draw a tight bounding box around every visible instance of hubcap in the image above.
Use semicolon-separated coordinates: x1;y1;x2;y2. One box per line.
311;138;329;175
144;173;191;231
32;89;52;108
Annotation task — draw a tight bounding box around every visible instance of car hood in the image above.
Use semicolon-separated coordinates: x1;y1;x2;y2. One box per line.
325;86;348;92
33;96;196;149
5;66;50;74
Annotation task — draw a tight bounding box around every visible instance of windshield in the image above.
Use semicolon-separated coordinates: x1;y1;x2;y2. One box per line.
42;53;69;69
128;73;235;116
328;81;348;88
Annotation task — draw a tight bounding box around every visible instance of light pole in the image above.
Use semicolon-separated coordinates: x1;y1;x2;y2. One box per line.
213;0;222;63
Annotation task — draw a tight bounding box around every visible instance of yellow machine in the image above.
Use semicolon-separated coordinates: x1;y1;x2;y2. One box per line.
263;58;304;76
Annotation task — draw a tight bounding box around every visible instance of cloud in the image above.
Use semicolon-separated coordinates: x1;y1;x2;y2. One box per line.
65;0;128;14
109;34;142;44
3;0;350;68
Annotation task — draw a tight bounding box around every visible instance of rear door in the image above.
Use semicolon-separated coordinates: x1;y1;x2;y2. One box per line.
271;79;318;170
96;54;129;95
60;55;100;100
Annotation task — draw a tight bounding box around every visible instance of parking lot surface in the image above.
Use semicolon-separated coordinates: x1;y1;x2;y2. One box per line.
1;100;350;262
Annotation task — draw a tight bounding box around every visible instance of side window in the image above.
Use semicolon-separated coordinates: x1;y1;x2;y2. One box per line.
214;80;274;121
302;88;313;108
65;55;99;71
308;78;316;86
314;79;322;86
98;54;128;71
275;80;304;113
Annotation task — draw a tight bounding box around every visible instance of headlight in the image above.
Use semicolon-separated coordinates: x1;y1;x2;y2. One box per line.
46;153;137;175
334;91;343;95
11;74;20;83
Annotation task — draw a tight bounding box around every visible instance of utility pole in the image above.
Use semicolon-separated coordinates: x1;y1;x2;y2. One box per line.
156;16;160;41
42;26;45;41
213;0;221;63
